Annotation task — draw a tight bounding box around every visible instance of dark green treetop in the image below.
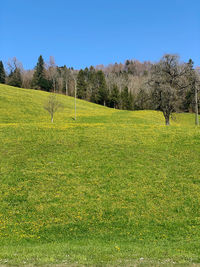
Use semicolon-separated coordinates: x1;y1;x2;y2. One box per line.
77;69;87;99
0;61;6;84
32;55;51;91
7;68;22;88
109;84;120;109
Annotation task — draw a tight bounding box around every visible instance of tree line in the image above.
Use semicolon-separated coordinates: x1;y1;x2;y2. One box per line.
0;54;199;125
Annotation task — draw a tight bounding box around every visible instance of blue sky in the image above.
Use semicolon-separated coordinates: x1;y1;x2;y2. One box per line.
1;0;199;70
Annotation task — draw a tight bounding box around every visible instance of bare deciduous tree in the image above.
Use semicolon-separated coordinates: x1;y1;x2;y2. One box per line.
61;66;71;95
149;54;190;125
44;95;62;123
7;57;23;74
21;70;34;88
6;57;23;87
47;56;58;92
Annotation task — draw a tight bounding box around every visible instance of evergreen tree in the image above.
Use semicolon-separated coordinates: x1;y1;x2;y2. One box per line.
181;59;194;112
83;67;91;100
90;69;99;104
0;61;6;83
186;59;199;125
135;88;149;110
77;69;87;99
96;70;108;106
7;68;22;87
129;91;134;110
87;66;96;101
109;84;120;109
32;55;50;91
121;86;133;110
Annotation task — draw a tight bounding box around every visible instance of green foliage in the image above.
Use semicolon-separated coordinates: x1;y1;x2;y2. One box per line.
109;84;121;109
95;70;108;105
7;68;22;88
124;60;137;75
182;59;198;112
77;69;87;99
0;61;6;84
121;86;133;110
0;84;200;265
32;55;51;91
76;68;108;106
135;88;150;110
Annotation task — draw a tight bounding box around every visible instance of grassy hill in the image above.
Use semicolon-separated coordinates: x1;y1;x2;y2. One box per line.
0;84;200;266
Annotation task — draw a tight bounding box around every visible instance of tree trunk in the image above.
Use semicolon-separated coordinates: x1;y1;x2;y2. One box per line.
164;113;170;126
74;78;76;120
51;115;53;123
53;79;56;93
165;117;170;125
66;81;68;95
195;86;199;125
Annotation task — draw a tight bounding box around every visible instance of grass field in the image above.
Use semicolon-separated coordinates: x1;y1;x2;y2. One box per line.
0;84;200;266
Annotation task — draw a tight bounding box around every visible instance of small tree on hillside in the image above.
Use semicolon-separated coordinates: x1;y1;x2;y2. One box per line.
0;61;6;83
6;57;23;87
44;95;62;123
7;68;22;87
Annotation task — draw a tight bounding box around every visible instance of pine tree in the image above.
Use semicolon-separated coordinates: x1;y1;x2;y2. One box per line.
135;88;149;110
96;70;108;106
121;86;133;110
88;66;96;101
90;68;99;104
77;69;87;99
109;84;120;109
0;61;6;83
7;68;22;87
32;55;50;91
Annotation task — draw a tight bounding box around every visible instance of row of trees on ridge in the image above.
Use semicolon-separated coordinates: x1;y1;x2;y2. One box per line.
0;54;199;125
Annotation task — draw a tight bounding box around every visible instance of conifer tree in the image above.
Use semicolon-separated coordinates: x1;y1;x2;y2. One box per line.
7;68;22;87
186;59;199;125
109;84;120;109
90;70;99;104
77;69;87;99
32;55;50;91
96;70;108;106
121;86;133;110
0;61;6;83
88;66;96;101
135;88;149;110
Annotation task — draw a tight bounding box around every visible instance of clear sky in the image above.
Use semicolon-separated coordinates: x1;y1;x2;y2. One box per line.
1;0;199;70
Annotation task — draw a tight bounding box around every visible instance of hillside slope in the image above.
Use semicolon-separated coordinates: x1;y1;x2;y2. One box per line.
0;84;200;266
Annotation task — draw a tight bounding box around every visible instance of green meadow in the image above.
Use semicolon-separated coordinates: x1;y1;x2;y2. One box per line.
0;84;200;266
